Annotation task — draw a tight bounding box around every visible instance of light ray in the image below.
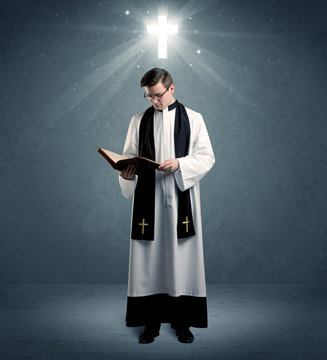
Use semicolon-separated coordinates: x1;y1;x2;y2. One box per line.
170;36;263;113
71;33;149;72
46;23;134;34
109;0;149;24
57;36;147;114
39;1;267;139
40;35;149;136
170;0;223;24
172;36;239;85
183;30;278;40
90;42;153;119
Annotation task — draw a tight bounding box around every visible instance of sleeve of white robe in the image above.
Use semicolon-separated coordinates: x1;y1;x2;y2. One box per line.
174;112;215;192
119;115;139;199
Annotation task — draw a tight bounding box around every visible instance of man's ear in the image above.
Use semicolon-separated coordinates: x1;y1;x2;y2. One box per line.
170;84;175;95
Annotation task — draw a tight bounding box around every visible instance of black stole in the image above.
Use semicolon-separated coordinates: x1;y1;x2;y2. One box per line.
131;100;195;240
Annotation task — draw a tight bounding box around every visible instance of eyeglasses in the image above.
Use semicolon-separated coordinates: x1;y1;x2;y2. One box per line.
144;88;169;101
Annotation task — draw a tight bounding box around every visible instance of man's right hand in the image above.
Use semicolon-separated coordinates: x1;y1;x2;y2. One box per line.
119;164;137;180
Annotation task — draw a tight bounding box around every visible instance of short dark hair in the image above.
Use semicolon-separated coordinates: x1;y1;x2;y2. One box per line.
140;68;173;88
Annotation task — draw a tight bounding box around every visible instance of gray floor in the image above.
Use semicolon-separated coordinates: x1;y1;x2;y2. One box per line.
0;285;326;360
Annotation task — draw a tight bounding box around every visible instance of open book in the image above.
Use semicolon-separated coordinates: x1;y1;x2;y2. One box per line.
98;147;160;174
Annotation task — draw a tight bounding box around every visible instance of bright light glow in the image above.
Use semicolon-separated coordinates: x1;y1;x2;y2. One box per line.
147;15;178;59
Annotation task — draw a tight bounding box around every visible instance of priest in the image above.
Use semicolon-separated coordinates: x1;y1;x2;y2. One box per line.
119;68;215;344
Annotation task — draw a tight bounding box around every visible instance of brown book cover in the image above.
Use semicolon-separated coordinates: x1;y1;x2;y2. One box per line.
98;147;160;174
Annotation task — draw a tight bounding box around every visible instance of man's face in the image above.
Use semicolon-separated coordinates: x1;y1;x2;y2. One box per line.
144;81;175;110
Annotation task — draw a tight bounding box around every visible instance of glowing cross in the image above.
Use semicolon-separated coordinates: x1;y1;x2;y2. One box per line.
147;15;178;59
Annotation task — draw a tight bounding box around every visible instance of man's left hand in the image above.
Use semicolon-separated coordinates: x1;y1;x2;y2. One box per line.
158;159;179;173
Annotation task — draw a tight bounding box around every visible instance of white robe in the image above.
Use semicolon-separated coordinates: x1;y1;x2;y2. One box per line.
119;104;215;298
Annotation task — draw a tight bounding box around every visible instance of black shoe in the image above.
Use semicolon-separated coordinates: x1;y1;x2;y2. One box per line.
138;327;160;344
175;327;194;343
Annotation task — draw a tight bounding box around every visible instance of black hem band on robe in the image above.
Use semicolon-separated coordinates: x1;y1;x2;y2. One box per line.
125;294;208;328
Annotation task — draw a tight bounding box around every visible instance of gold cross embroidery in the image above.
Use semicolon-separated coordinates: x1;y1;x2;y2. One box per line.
182;216;189;233
138;218;148;235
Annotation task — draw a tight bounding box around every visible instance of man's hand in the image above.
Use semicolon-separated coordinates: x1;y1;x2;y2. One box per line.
158;159;179;173
119;164;137;180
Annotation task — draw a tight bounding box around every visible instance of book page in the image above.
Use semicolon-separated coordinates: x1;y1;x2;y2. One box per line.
101;149;128;164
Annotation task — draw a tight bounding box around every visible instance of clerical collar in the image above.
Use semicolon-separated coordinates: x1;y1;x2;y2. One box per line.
155;100;178;112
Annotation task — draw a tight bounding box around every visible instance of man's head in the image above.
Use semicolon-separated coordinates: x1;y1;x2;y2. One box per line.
140;68;175;110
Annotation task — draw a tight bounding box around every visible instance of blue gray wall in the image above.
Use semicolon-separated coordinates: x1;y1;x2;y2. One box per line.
1;0;326;284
